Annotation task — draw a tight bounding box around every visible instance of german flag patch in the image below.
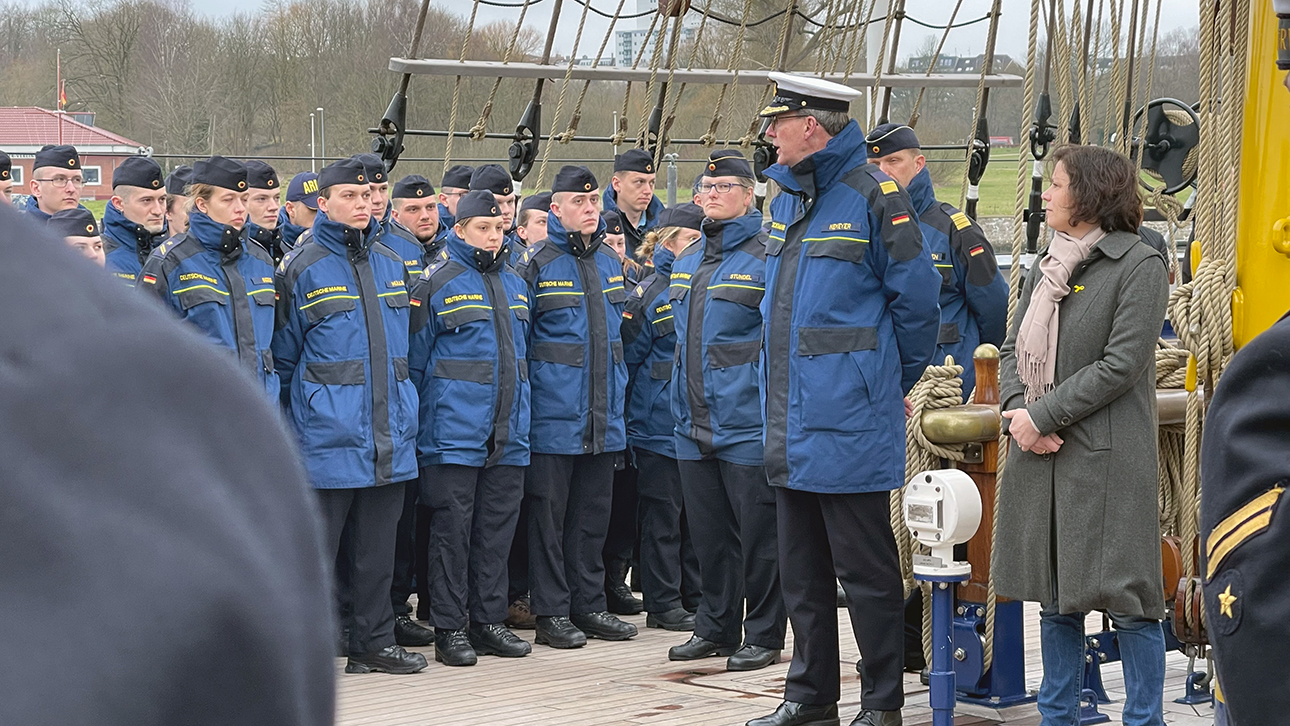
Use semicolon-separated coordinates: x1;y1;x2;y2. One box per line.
623;311;634;320
969;245;986;257
879;180;899;195
951;212;972;230
410;297;422;307
141;274;157;285
891;213;911;226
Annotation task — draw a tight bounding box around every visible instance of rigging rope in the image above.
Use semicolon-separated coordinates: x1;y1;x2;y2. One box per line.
957;0;1004;209
534;0;595;186
441;0;484;173
553;0;628;144
468;0;537;141
907;0;965;128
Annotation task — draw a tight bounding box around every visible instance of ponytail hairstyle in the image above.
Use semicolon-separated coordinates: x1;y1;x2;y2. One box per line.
638;226;688;264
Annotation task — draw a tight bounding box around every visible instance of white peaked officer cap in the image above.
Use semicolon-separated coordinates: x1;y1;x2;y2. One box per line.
760;71;862;117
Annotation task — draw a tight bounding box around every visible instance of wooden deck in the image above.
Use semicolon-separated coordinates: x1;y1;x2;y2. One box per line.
336;602;1217;725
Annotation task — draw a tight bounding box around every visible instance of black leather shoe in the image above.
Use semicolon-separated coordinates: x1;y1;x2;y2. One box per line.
469;623;531;658
345;645;428;674
746;701;840;726
848;710;902;726
668;635;739;661
727;644;782;671
571;611;638;640
903;648;925;673
433;628;477;666
606;583;645;614
534;616;587;649
394;614;434;647
646;607;696;631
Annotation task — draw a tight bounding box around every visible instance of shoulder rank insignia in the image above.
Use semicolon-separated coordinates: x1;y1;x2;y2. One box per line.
950;211;972;230
1207;568;1243;636
879;180;899;195
1206;485;1284;579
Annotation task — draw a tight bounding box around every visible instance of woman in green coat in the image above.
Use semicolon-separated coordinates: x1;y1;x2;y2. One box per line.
997;144;1169;726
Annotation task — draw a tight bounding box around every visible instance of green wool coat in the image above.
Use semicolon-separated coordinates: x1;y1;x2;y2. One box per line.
996;230;1169;619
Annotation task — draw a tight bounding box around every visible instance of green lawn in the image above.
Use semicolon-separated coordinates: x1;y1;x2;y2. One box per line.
83;200;108;218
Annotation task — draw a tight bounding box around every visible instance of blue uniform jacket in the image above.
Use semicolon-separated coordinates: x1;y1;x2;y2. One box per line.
138;212;279;399
621;243;680;459
408;233;532;468
670;211;768;466
603;186;664;259
271;215;418;489
244;221;286;264
515;215;629;456
437;203;455;232
102;202;163;287
381;218;434;279
907;168;1008;398
761;120;941;494
276;208;307;252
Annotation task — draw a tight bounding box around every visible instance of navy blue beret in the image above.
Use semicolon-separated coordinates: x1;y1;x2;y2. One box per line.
470;164;514;197
192;156;248;191
551;166;598;194
442;164;474;189
113;157;164;190
166;165;193;195
866;123;921;158
455;190;502;222
521;192;552;213
244;160;280;191
318;157;368;189
393;174;435;199
354;153;387;184
602;210;624;235
614;148;655;174
34;144;80;172
48;207;100;238
703;149;754;179
657;203;704;231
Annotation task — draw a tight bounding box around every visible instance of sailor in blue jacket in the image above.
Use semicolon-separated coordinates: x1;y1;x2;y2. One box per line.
388;174;447;268
241;160;287;263
867;124;1008;398
750;74;941;726
272;157;427;677
24;145;87;221
356;153;393;225
102;156;168;287
469;164;524;262
621;202;705;632
603;148;664;259
138;156;279;401
514;165;638;648
665;151;787;673
163;165;193;240
407;190;534;666
276;171;318;252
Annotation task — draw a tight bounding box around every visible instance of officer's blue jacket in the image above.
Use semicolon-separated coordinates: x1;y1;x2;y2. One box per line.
515;215;628;456
138;211;279;399
272;214;418;489
408;232;531;468
906;167;1008;398
670;211;767;466
603;186;664;259
621;243;680;459
381;218;433;279
761;120;941;494
277;208;308;251
102;202;163;287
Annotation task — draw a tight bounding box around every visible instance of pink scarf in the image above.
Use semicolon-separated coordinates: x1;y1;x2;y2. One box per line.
1016;226;1107;403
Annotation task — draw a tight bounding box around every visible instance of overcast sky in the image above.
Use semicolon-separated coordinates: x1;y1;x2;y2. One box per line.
188;0;1201;64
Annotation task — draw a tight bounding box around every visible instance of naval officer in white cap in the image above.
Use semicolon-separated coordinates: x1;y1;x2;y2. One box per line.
749;72;942;726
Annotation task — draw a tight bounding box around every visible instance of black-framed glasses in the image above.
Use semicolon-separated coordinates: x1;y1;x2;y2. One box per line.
767;113;811;130
696;182;751;194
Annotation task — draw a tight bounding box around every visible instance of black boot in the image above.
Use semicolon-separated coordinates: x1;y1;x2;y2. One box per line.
727;644;782;671
534;616;587;649
847;710;902;726
345;645;428;674
394;614;434;647
469;622;531;658
646;607;696;631
667;635;739;661
570;611;638;640
605;560;644;615
746;701;840;726
433;628;477;667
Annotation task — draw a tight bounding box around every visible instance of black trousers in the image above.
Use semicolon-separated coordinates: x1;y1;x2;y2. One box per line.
678;458;786;648
526;452;616;616
507;496;529;603
602;461;639;586
776;487;904;710
390;480;430;616
636;448;701;613
420;464;525;630
317;483;404;656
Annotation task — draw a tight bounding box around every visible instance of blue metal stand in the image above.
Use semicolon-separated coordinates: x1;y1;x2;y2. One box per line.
954;599;1037;708
918;573;969;726
1079;688;1111;725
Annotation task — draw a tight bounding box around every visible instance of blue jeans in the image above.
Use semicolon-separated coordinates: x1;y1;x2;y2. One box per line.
1038;605;1165;726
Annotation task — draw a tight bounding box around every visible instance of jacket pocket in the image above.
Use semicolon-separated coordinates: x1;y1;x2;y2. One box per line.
433;358;494;384
611;340;624;364
383;291;410;308
938;265;955;287
177;286;228;310
301;294;357;323
531;341;585;367
251;290;275;306
536;293;583;312
709;284;765;308
805;237;869;263
392;356;410;381
668;285;689;302
708;339;762;369
303;359;366;385
797;326;877;356
606;287;627;305
653;315;676;337
439;305;491;329
937;323;961;345
513;306;531;322
650;360;673;380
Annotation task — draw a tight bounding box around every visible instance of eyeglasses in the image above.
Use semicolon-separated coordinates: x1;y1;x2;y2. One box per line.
36;175;86;188
696;182;751;194
767;113;811;130
441;190;469;198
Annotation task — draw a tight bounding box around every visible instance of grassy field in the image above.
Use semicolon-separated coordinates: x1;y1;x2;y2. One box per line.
83;199;108;218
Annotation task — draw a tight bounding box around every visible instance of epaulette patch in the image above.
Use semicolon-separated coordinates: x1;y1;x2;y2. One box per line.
950;211;972;230
879;180;899;195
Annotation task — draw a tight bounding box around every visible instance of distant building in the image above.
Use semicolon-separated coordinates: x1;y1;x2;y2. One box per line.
615;0;700;68
0;107;146;202
906;53;1016;74
573;54;616;67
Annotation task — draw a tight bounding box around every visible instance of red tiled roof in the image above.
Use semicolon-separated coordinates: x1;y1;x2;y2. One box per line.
0;107;140;148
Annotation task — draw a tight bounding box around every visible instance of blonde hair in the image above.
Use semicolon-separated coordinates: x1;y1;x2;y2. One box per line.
637;226;687;264
184;182;217;213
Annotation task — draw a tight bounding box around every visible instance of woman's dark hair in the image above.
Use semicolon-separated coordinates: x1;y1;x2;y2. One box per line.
1050;145;1143;233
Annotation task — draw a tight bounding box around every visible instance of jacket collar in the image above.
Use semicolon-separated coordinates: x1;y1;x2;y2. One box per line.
24;196;52;222
437;203;455;232
311;211;379;259
906;166;938;216
445;230;510;273
276;208;306;249
188;211;245;257
103;202;163;259
1092;230;1142;260
546;213;606;259
651;243;676;277
701;210;764;255
764;120;868;199
243;220;281;257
